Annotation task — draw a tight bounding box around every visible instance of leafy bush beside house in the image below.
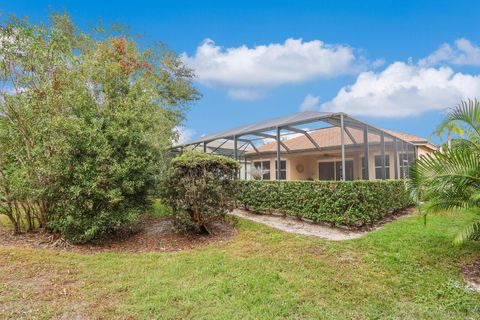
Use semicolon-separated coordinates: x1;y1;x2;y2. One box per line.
160;152;239;233
0;14;198;243
237;180;413;227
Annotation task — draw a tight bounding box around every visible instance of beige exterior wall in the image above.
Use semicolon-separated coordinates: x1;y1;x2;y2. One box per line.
417;145;432;157
247;145;434;180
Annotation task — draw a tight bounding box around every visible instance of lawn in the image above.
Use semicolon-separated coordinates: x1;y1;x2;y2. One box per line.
0;211;479;319
0;215;10;226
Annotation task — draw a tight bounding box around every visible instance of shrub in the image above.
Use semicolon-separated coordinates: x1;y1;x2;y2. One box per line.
237;180;413;227
160;152;239;233
0;14;198;243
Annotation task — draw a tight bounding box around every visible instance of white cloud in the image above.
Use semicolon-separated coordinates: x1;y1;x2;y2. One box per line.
300;94;320;111
182;38;366;100
419;38;480;66
321;62;480;117
371;59;386;68
175;126;195;144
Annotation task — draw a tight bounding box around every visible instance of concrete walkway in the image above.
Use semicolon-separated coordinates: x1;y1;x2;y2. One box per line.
230;209;365;241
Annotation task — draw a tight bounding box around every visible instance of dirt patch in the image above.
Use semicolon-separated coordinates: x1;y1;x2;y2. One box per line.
461;258;480;292
0;216;237;254
0;250;87;319
231;207;415;241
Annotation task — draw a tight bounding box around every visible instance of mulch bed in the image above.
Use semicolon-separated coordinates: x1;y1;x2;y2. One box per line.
461;258;480;291
0;216;237;254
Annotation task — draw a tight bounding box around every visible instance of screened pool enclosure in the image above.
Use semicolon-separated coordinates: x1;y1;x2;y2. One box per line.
172;111;421;181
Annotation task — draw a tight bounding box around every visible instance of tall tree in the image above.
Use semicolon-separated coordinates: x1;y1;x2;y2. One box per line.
0;13;199;242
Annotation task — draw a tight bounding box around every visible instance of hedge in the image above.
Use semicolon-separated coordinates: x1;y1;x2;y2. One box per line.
236;180;414;227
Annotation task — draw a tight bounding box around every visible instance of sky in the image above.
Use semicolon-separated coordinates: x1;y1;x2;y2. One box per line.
2;0;480;144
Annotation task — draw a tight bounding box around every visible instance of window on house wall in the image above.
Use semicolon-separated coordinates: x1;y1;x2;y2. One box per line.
318;161;335;180
374;155;390;179
253;160;271;180
335;161;354;181
318;160;353;181
399;153;415;178
275;160;287;180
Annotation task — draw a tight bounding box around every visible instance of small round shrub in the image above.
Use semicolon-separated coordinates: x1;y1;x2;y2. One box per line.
160;151;239;233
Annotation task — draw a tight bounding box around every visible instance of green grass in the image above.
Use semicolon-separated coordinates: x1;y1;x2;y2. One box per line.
146;199;173;218
0;215;10;226
1;211;479;319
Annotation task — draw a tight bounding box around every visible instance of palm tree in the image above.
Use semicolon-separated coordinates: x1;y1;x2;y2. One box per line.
409;99;480;245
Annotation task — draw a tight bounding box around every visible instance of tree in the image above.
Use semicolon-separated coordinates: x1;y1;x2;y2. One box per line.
0;13;199;242
409;99;480;245
160;151;239;234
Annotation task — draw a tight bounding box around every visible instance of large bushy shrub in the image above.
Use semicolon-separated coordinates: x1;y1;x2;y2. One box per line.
160;152;239;233
0;14;198;243
237;180;413;227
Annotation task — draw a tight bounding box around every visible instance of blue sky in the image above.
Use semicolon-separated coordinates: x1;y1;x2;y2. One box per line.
3;1;480;144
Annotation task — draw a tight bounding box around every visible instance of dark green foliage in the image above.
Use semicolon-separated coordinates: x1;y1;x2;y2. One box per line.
0;14;198;243
160;152;239;233
237;180;413;227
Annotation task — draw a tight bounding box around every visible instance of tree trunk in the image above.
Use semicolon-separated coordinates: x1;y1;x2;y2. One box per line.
13;200;23;233
21;202;34;231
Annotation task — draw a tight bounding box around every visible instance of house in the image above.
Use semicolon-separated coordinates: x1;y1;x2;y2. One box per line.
246;126;436;181
174;111;437;181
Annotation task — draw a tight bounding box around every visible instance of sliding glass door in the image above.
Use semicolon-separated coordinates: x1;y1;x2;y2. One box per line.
318;160;353;180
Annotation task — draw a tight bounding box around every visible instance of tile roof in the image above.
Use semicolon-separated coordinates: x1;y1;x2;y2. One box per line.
251;126;435;154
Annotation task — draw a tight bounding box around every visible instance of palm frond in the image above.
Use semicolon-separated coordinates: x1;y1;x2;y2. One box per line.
445;99;480;140
453;220;480;245
422;189;478;212
409;146;480;202
433;119;464;141
411;99;480;246
451;137;480;153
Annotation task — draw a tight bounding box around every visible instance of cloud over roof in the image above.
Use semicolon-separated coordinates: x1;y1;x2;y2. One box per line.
182;38;367;100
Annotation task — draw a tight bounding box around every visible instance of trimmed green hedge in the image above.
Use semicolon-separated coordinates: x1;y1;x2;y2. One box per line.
236;180;413;227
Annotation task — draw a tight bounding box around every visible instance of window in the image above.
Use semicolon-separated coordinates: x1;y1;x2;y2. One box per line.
318;162;335;180
399;153;414;179
318;160;353;181
253;160;271;180
275;160;287;180
335;161;354;181
374;155;390;179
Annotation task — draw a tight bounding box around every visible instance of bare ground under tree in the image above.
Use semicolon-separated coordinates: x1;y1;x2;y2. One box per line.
0;216;237;254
